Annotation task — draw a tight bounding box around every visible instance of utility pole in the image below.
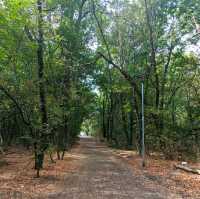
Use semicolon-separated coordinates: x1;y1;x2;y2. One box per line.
141;81;145;167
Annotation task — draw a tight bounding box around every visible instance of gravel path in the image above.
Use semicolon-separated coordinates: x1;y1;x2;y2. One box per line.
46;137;181;199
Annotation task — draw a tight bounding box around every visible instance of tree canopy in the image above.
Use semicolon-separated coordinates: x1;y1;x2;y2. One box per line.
0;0;199;176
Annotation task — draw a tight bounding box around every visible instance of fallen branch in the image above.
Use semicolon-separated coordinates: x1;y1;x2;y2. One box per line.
175;164;200;175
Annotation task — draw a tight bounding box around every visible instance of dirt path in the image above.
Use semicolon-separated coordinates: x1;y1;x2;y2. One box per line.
45;137;181;199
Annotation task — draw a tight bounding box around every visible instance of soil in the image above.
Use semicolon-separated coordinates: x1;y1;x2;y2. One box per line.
0;138;199;199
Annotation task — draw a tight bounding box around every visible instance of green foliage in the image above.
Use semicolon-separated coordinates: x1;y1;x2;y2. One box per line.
0;0;199;171
93;0;200;160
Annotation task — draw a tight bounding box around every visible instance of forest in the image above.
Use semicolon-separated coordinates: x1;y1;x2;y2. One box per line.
0;0;199;198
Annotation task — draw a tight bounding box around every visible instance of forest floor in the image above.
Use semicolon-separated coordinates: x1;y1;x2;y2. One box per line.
0;138;199;199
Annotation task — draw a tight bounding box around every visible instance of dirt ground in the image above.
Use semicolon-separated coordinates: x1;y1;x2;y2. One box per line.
113;149;200;199
0;138;199;199
0;145;81;199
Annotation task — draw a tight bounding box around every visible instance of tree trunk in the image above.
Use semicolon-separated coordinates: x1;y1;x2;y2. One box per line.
129;87;137;148
109;92;114;142
144;0;160;109
0;133;4;154
132;87;142;154
35;0;48;178
37;0;48;126
120;93;129;147
160;45;173;130
62;59;71;152
102;96;107;139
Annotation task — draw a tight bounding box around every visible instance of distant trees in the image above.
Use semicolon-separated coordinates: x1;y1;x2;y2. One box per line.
0;0;199;179
93;0;200;160
0;0;97;177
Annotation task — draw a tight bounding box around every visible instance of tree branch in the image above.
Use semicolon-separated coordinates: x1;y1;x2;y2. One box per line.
98;52;141;97
0;85;31;127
